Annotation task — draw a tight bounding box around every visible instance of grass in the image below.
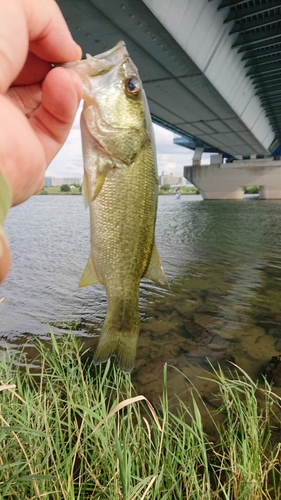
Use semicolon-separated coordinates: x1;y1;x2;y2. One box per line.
0;333;280;499
39;187;81;195
244;186;260;194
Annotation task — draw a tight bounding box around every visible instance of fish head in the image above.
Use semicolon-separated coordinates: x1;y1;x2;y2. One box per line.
73;41;153;166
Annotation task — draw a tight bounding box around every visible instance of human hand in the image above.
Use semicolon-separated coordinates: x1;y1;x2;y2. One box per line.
1;0;82;205
0;0;83;282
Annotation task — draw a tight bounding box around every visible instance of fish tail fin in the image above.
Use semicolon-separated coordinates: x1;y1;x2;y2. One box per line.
93;319;140;373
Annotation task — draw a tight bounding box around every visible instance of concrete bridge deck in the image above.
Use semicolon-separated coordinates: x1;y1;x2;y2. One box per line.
58;0;281;157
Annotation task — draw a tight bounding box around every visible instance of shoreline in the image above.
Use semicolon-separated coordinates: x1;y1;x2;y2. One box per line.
38;191;200;196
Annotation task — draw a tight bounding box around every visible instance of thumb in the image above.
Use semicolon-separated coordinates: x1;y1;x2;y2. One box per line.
29;66;82;164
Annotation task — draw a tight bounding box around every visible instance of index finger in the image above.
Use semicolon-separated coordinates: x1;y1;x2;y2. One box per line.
0;0;82;93
28;0;82;62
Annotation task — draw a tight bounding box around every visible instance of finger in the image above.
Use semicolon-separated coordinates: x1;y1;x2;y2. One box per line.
6;83;42;117
0;0;81;93
29;66;82;164
0;94;46;206
27;0;82;62
12;52;51;86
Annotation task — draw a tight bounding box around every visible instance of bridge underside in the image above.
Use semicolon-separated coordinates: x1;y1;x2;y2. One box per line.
57;0;277;157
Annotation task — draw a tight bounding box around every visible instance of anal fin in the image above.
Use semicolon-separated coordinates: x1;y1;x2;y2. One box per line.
144;244;168;287
78;256;100;288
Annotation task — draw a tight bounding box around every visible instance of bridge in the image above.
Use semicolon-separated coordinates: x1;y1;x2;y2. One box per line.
57;0;281;199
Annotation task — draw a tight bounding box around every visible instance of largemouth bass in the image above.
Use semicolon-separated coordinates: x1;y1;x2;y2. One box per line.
68;41;167;372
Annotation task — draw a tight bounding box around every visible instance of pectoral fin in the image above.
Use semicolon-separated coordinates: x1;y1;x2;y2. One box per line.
93;157;129;200
82;172;90;208
82;164;111;204
78;256;100;288
144;244;168;287
92;169;108;201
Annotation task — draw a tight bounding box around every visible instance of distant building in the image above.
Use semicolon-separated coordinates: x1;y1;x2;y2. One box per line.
44;177;82;187
158;171;186;187
44;177;53;187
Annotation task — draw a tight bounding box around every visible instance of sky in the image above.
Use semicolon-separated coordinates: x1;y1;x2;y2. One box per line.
47;103;210;180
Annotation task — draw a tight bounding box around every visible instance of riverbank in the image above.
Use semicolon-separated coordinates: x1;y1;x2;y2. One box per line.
39;186;200;195
158;186;200;195
39;186;81;195
39;186;259;196
1;333;280;499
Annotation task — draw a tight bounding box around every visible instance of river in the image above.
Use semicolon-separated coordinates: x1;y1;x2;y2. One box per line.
1;194;281;406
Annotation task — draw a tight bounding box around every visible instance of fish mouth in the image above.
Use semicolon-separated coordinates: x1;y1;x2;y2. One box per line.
85;40;129;73
92;40;128;60
62;41;129;77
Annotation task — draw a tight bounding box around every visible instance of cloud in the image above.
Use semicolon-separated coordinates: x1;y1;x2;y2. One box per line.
153;124;195;176
47;106;209;180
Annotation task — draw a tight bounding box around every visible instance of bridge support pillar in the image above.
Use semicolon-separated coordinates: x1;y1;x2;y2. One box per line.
192;147;204;166
259;186;281;199
184;157;281;200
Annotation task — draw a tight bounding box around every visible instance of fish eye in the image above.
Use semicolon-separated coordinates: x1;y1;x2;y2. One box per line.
125;77;141;96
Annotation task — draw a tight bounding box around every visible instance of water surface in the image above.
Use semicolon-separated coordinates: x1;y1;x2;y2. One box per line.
1;194;281;407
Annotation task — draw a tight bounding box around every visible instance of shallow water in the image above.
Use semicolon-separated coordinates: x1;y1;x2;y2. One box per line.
1;194;281;407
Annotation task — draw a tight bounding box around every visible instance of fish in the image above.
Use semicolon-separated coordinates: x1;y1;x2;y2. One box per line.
67;41;167;372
